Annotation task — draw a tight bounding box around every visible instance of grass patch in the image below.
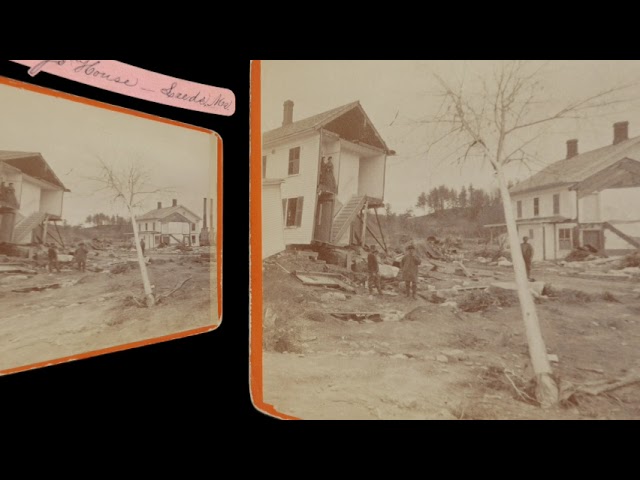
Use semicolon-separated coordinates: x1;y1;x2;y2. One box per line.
457;289;516;313
542;285;594;304
621;252;640;268
601;291;621;303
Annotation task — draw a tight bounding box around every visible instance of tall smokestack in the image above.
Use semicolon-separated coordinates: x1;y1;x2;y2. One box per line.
613;121;629;145
282;100;294;126
203;197;207;229
157;202;162;209
172;199;177;207
566;139;578;159
210;198;214;239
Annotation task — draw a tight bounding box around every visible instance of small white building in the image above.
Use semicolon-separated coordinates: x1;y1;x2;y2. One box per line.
136;199;201;249
500;121;640;261
0;150;69;245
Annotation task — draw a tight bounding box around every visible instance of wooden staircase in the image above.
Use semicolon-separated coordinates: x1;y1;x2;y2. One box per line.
330;195;366;244
12;211;48;244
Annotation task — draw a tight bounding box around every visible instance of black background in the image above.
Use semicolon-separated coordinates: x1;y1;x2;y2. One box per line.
0;60;260;427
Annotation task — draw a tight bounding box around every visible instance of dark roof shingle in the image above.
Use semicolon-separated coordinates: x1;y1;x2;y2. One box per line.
0;150;69;191
137;205;201;221
263;101;361;145
510;136;640;194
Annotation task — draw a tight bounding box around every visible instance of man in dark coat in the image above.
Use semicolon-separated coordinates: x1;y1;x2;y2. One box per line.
401;244;421;299
47;243;61;273
140;238;146;256
367;245;383;296
75;242;88;272
521;236;534;281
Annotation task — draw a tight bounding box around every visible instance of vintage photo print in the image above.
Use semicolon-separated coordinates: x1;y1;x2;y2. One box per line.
253;60;640;419
0;77;220;375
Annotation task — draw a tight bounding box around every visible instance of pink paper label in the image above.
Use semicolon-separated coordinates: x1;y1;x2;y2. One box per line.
9;60;235;116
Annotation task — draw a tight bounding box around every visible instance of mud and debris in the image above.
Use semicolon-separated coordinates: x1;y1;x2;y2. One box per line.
0;243;217;372
263;241;640;419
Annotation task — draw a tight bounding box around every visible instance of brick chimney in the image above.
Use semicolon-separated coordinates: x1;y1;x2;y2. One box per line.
613;121;629;145
282;100;294;126
172;199;177;207
157;202;162;209
203;197;207;229
566;139;578;159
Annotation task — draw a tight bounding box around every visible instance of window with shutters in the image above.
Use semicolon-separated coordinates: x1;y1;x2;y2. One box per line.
517;200;522;218
288;147;300;175
283;196;304;227
533;197;540;216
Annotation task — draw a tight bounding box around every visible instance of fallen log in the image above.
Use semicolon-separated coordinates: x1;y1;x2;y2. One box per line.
453;261;474;278
577;374;640;396
12;283;61;293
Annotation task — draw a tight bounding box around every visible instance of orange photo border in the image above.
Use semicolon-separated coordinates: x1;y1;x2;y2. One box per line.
0;75;223;377
249;60;300;420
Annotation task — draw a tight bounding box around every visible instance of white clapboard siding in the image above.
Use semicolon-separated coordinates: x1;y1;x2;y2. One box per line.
262;180;286;258
264;132;320;245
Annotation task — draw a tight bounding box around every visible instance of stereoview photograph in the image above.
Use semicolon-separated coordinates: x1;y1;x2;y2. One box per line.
259;60;640;419
0;78;219;374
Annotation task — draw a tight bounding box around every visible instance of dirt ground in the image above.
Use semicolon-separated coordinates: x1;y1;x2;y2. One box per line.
0;249;218;373
261;254;640;420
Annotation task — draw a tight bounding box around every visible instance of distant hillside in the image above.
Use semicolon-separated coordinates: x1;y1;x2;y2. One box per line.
408;205;505;238
58;224;133;246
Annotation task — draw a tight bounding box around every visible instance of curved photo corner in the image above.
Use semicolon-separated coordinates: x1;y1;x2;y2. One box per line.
0;76;221;376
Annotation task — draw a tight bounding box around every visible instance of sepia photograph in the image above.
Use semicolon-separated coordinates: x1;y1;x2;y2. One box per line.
259;60;640;419
0;78;219;375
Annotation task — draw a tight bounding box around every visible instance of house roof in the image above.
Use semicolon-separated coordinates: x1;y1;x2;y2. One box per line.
137;204;201;221
263;101;392;154
0;150;69;192
509;135;640;195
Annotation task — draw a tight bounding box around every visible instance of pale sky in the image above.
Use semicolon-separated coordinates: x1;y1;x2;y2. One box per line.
262;60;640;214
0;81;217;226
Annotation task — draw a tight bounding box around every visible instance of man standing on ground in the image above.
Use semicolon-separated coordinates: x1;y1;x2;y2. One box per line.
367;245;383;296
140;238;146;256
75;242;88;272
521;236;534;281
401;244;421;299
47;243;61;273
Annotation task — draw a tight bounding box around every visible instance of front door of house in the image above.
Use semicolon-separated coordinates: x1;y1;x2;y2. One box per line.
314;196;334;243
583;230;603;250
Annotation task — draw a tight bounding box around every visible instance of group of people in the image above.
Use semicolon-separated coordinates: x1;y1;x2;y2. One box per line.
318;156;337;193
366;243;422;299
0;181;18;208
365;236;536;299
43;242;88;273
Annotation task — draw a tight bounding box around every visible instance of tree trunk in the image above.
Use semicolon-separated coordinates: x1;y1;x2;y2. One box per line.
495;167;558;407
129;212;155;307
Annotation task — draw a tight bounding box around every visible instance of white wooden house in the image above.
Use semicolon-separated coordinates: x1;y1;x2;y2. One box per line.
498;122;640;261
261;100;394;254
136;199;202;249
0;150;69;246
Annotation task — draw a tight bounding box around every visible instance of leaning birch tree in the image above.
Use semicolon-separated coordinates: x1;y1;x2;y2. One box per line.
420;61;635;407
91;156;172;307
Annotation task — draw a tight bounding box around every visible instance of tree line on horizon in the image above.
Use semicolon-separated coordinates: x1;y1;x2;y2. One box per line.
84;213;130;226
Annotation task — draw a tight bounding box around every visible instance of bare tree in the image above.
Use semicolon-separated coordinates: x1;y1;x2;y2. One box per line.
419;60;637;407
91;155;172;307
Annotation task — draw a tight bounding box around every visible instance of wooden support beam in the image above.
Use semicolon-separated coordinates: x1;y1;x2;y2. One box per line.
360;201;368;246
374;207;388;254
42;215;49;244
